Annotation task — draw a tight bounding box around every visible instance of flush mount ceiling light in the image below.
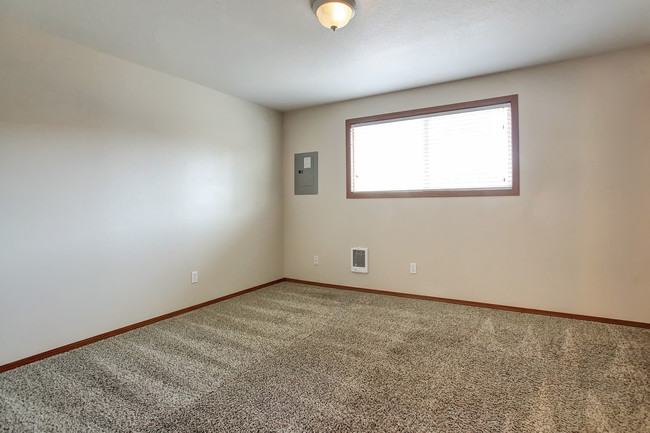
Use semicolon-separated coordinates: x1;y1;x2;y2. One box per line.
311;0;357;31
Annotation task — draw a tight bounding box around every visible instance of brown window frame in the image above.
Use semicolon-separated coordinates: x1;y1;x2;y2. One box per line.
346;94;520;199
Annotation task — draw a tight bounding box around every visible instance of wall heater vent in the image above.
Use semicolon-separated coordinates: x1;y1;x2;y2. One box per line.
351;247;368;273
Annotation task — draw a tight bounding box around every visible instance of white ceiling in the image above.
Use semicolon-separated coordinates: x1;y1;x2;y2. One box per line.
1;0;650;111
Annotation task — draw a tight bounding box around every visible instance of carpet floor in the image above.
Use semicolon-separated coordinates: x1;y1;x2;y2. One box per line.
1;282;649;432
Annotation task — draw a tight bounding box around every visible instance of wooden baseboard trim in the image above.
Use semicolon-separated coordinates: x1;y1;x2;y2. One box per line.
0;278;287;374
3;276;647;373
285;278;650;329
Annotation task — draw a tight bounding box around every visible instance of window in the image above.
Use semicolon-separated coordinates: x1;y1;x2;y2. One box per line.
346;95;519;198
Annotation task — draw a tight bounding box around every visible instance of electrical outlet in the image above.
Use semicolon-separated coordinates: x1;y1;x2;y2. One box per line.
191;271;198;284
410;263;417;274
314;255;319;265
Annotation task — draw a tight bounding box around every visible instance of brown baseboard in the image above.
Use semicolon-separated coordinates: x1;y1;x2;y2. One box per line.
3;276;647;373
285;278;650;329
0;278;286;374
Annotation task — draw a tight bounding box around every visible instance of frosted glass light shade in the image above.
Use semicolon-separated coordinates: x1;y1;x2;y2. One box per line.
312;0;356;31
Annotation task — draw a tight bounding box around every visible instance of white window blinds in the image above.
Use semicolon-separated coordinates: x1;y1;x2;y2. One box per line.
349;102;515;194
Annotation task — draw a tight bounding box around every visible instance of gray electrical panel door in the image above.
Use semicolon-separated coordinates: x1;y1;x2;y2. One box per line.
294;152;318;195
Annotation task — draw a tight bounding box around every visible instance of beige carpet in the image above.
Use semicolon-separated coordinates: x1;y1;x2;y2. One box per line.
1;281;649;432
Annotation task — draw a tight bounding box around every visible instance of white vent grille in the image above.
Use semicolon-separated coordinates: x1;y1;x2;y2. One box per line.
351;248;368;273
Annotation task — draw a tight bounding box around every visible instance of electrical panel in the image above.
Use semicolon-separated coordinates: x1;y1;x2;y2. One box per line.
294;152;318;195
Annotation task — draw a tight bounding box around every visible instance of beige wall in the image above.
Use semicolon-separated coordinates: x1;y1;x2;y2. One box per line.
1;19;648;367
283;46;650;323
0;20;284;365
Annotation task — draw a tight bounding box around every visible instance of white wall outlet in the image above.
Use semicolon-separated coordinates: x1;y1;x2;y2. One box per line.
410;263;417;274
191;271;198;284
314;255;319;265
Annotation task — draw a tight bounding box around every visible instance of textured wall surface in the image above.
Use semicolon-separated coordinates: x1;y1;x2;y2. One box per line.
0;20;284;365
283;46;650;323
